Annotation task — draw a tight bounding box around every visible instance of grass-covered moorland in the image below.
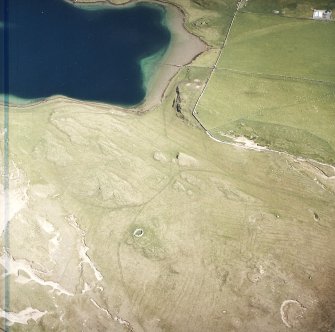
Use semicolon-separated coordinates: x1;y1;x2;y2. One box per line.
1;0;335;331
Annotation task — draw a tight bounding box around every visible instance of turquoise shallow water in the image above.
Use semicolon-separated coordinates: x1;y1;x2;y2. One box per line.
0;0;171;106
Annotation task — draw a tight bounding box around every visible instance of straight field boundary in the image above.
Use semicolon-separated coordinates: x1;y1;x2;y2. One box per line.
191;0;243;122
216;67;335;86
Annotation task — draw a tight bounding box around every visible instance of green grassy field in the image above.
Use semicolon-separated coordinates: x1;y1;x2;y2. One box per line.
218;12;335;82
196;11;335;164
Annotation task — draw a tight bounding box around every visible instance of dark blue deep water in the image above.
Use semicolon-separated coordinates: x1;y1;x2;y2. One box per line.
0;0;171;106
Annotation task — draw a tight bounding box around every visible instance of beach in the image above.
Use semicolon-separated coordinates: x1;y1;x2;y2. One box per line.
139;1;207;110
67;0;207;110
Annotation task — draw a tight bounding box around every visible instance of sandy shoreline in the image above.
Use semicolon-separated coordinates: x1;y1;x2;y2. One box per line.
68;0;207;111
1;0;206;112
136;0;207;110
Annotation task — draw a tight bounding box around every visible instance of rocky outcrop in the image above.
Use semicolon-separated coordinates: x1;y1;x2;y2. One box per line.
172;85;184;119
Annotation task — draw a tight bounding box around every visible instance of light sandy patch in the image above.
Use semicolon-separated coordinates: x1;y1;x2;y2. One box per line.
234;136;268;151
37;217;55;234
0;307;47;326
153;151;169;163
67;214;103;282
90;298;134;330
176;152;198;167
37;217;61;259
49;233;61;257
82;282;91;294
1;254;73;296
0;162;28;233
280;300;306;328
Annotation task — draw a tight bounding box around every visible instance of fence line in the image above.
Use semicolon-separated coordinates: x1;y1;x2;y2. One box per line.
191;1;242;125
217;67;335;86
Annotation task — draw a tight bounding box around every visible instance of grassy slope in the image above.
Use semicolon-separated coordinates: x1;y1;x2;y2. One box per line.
1;1;335;331
197;70;335;163
197;11;335;164
3;94;335;332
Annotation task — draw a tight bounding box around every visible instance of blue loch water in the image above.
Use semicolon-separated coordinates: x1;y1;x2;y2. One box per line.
0;0;171;106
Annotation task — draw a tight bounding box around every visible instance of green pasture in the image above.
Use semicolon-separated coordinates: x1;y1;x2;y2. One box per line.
196;12;335;163
218;12;335;82
197;70;335;163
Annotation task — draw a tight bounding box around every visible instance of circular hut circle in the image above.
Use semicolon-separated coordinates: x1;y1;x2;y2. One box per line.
133;228;144;238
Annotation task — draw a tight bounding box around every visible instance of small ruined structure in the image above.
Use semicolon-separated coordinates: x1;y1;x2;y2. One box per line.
313;9;332;20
